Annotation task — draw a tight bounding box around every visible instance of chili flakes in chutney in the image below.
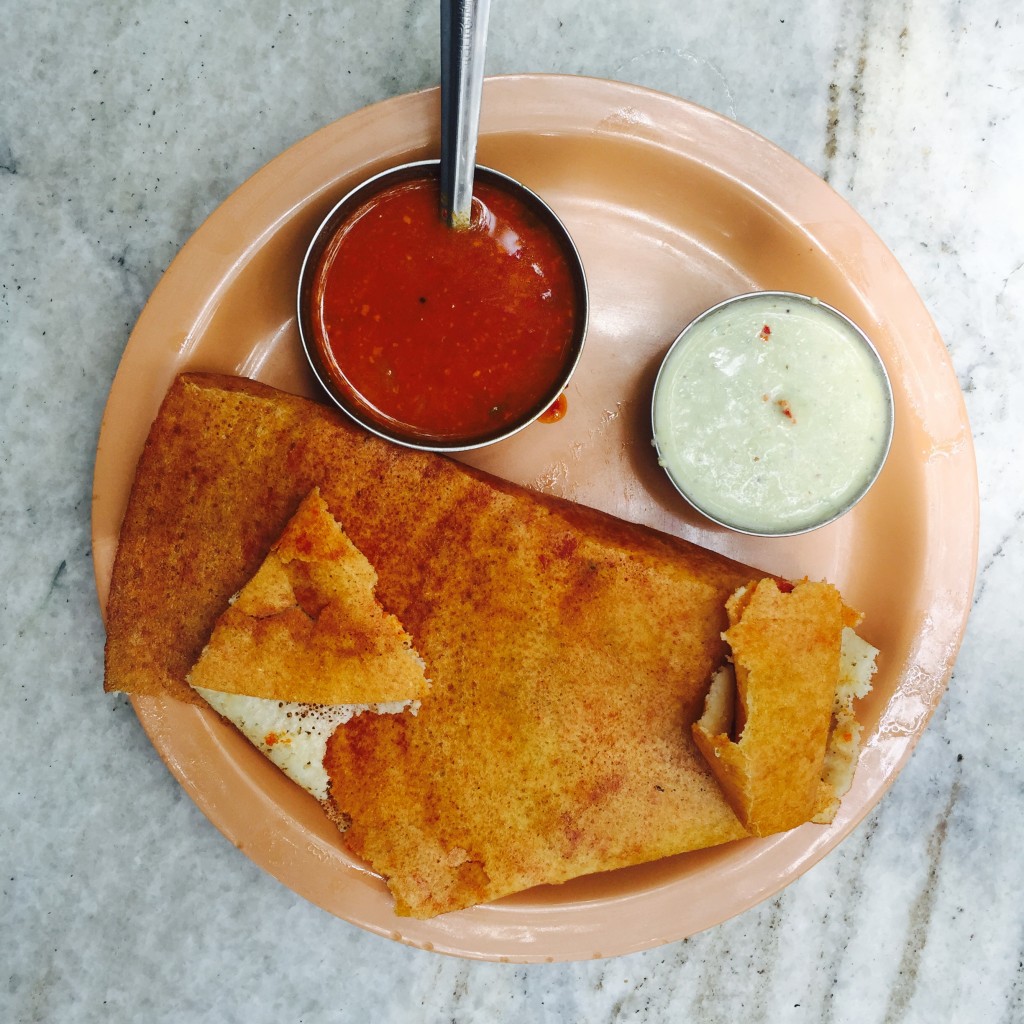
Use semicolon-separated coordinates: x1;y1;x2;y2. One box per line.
312;175;580;441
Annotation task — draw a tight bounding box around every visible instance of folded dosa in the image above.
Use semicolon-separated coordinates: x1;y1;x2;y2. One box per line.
187;487;429;706
180;487;430;803
693;580;843;835
692;580;877;836
104;373;860;917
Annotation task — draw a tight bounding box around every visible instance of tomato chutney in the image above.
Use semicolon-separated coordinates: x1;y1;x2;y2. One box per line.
302;164;586;449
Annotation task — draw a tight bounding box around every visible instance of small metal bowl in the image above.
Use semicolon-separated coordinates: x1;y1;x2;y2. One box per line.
297;159;588;452
651;291;894;537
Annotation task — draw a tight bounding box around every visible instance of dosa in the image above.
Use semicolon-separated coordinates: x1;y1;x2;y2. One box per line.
104;373;870;917
187;487;430;706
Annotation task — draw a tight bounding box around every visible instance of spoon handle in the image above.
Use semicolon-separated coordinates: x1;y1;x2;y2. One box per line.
440;0;491;229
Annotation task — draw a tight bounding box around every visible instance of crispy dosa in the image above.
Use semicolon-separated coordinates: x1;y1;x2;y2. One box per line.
104;373;868;917
183;487;429;803
187;487;429;706
692;580;877;836
693;580;842;835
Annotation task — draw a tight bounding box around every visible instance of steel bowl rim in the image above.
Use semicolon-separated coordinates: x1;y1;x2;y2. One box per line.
650;289;896;537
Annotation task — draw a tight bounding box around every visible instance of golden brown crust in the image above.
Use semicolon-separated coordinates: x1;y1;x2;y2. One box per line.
325;529;756;917
692;579;845;836
104;373;762;705
186;488;429;705
104;374;327;705
104;373;766;915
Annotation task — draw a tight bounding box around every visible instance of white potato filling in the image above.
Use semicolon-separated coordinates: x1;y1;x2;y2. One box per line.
193;687;418;802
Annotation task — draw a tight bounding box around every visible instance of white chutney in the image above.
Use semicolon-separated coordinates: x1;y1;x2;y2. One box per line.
651;292;893;535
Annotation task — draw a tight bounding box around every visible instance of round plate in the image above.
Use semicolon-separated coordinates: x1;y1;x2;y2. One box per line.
92;75;978;962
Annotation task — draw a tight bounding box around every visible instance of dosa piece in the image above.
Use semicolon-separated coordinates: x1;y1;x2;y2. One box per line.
184;487;429;803
104;373;874;918
187;487;429;706
692;579;877;836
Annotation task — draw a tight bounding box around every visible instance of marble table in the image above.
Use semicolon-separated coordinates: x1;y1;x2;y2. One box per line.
2;2;1020;1021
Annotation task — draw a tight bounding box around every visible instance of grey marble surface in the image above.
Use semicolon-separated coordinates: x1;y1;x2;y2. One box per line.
2;2;1021;1022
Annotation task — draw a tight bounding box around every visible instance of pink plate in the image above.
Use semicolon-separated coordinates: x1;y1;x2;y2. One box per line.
92;75;978;962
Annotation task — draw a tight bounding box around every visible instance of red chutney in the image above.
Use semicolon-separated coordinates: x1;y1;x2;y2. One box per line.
312;176;580;440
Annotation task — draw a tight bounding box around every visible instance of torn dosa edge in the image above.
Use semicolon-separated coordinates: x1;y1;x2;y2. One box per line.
186;487;430;707
692;579;877;837
181;487;431;805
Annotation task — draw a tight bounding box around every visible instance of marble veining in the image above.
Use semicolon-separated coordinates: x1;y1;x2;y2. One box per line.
2;1;1021;1022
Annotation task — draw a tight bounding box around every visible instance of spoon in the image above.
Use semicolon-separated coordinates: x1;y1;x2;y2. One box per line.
439;0;491;229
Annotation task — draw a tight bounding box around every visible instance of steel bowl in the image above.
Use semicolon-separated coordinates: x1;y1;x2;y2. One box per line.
297;159;588;452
